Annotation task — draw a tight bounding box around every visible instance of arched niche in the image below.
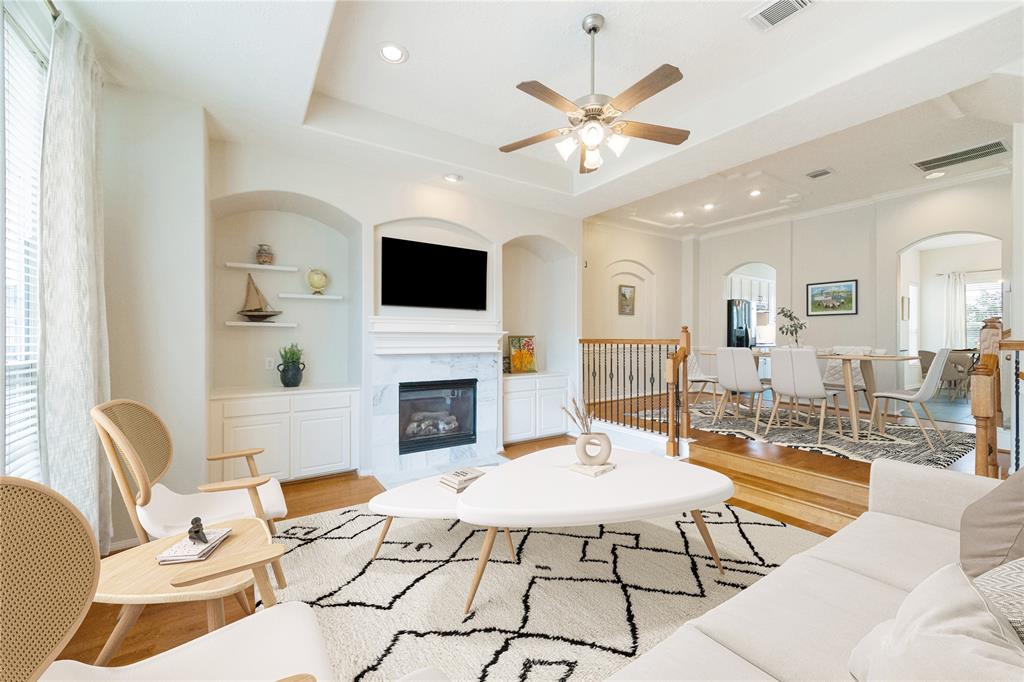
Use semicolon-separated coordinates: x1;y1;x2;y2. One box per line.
374;217;496;318
502;235;577;374
210;190;363;391
723;262;777;345
601;258;657;339
897;231;1002;386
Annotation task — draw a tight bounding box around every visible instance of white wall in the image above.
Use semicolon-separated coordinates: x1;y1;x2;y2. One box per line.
917;240;1002;351
582;222;687;339
212;210;354;389
101;86;209;544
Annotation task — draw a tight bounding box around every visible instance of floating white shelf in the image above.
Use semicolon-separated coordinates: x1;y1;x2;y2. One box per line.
278;293;344;301
224;262;298;272
224;321;298;328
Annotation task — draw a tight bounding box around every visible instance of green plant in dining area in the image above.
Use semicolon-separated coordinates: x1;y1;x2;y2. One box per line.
278;343;305;387
777;307;807;347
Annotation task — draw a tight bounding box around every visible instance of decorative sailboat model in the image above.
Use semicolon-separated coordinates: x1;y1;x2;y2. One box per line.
237;274;282;322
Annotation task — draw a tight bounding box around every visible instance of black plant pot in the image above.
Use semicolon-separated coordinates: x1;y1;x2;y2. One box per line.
278;361;305;388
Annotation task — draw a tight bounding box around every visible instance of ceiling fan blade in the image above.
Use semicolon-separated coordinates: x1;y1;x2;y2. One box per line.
516;81;580;114
579;147;596;174
609;64;683;113
617;121;690;145
499;128;564;153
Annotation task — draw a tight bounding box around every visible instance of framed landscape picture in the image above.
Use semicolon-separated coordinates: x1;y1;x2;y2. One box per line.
618;284;636;316
508;335;536;373
807;279;858;316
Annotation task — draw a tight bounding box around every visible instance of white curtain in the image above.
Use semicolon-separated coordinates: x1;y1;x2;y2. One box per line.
38;18;111;553
943;272;967;349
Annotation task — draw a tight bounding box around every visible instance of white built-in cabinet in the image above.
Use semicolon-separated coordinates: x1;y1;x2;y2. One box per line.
503;372;568;444
209;387;358;482
725;275;774;311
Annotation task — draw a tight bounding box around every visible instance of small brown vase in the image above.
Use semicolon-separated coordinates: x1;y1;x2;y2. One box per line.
575;433;611;466
256;243;275;265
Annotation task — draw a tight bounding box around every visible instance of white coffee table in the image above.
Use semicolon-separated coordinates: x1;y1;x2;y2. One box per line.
367;467;516;561
456;445;734;613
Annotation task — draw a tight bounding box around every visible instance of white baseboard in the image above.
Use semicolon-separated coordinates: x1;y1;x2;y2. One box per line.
585;421;686;458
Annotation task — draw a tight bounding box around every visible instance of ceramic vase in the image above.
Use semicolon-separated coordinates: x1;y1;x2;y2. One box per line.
278;361;305;388
256;243;275;265
575;433;611;466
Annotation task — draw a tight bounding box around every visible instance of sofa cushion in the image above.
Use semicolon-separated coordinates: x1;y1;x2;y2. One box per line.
848;563;1024;681
802;511;959;591
690;555;906;681
960;468;1024;578
608;625;775;680
974;557;1024;645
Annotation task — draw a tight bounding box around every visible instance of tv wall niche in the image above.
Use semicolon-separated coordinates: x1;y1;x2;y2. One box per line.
381;237;488;311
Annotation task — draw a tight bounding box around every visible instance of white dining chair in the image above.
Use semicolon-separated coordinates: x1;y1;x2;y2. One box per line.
713;347;770;432
866;348;950;451
765;348;844;444
688;352;718;405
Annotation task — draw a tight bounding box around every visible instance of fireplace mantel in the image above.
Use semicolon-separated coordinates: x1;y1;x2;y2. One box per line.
370;316;506;355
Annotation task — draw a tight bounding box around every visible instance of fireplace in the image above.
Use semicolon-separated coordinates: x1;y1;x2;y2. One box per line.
398;379;477;454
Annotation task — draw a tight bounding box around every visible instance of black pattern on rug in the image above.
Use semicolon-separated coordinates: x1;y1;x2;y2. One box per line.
630;404;973;468
272;503;820;681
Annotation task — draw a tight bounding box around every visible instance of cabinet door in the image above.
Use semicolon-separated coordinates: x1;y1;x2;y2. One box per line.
222;413;290;481
290;408;351;479
503;391;537;443
536;387;568;437
740;277;752;300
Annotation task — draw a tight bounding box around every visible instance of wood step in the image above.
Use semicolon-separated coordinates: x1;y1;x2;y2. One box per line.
689;443;869;508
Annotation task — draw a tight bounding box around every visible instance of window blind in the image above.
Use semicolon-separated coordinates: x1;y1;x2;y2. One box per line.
3;11;48;481
965;280;1002;349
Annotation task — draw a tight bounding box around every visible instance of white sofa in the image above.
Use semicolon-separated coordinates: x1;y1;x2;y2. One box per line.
610;459;1001;680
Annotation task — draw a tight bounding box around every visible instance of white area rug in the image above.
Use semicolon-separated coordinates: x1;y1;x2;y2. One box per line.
273;503;820;681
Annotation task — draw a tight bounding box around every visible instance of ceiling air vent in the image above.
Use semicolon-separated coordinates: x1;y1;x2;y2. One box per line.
913;141;1009;172
805;167;834;180
748;0;814;31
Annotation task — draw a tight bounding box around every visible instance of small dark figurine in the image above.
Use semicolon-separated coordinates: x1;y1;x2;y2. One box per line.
188;516;208;544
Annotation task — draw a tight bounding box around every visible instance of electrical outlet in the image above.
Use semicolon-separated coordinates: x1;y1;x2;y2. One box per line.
265;357;275;371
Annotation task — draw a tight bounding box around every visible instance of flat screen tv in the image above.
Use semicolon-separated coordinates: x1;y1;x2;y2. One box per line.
381;237;488;310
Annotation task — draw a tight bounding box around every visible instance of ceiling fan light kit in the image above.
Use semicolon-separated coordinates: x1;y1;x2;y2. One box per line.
499;13;690;174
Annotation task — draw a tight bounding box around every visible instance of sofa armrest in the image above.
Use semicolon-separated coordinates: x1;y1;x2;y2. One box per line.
869;459;999;531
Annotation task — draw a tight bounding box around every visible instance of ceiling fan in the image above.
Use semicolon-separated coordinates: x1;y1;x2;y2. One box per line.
499;13;690;174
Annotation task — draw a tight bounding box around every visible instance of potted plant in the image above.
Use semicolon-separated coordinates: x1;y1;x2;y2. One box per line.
562;396;611;466
777;307;807;347
277;343;305;387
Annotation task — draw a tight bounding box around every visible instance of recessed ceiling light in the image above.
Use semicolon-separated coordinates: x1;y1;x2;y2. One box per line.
670;210;685;218
378;42;408;64
749;189;761;198
443;173;463;183
925;171;945;180
703;203;715;211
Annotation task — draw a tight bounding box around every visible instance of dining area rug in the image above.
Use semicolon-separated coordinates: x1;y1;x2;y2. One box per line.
632;404;974;468
272;503;820;681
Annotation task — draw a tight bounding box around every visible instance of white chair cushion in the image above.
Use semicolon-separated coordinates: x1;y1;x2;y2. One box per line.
848;563;1024;681
43;602;334;680
608;624;775;680
802;511;960;592
689;554;907;680
137;479;287;538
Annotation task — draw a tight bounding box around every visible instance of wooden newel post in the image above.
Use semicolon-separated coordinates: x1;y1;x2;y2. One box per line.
666;326;692;457
970;317;1002;477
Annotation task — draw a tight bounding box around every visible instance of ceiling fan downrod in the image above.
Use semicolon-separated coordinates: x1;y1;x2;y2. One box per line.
582;13;604;97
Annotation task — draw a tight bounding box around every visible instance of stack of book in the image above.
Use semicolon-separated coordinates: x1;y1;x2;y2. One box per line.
155;528;231;565
439;467;486;493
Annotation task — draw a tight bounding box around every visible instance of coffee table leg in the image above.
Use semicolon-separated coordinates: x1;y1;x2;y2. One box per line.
504;528;516;561
252;564;277;608
233;589;253;615
95;603;144;665
690;510;724;575
372;516;394;560
206;598;226;631
464;527;498;614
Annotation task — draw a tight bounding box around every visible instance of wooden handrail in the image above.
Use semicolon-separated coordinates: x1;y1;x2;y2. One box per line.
665;326;691;457
579;338;681;345
971;317;1003;477
998;340;1024;351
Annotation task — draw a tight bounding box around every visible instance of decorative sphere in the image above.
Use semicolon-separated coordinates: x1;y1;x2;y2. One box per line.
307;268;329;294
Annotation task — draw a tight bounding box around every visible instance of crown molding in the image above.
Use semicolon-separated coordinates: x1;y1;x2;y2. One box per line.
584;218;695;242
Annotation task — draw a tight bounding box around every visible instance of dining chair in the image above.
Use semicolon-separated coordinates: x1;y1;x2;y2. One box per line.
713;347;770;432
91;399;289;587
939;355;968;400
821;345;872;414
918;350;936;378
0;476;332;682
866;348;950;452
687;352;718;405
765;348;844;444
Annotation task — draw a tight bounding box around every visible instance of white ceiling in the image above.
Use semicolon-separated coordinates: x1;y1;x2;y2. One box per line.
590;74;1023;237
63;1;1023;219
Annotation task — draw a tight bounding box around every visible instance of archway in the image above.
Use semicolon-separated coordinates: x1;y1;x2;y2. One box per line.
897;231;1002;392
723;262;778;347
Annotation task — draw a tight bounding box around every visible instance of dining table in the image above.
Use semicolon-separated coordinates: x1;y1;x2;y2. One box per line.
700;348;919;441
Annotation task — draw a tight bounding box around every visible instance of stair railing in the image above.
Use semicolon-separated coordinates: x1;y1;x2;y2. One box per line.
970;317;1021;477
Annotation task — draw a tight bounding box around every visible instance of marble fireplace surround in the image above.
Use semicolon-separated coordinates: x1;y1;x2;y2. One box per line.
369;317;507;488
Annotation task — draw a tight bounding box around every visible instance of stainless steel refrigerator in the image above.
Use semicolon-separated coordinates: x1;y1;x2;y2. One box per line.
727;299;756;348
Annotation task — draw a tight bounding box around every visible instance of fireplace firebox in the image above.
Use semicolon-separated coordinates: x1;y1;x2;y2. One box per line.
398;379;477;454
